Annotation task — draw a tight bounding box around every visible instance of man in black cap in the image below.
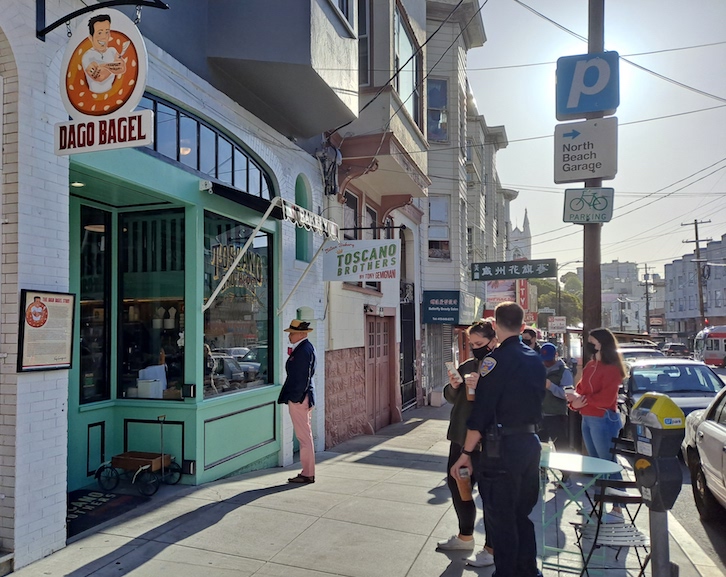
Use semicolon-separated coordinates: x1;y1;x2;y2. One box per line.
452;302;546;577
278;319;317;483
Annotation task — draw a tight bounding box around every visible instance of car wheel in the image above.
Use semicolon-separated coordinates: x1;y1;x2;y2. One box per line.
691;458;723;521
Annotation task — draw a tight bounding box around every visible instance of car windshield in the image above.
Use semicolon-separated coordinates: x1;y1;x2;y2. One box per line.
630;364;724;394
241;349;258;362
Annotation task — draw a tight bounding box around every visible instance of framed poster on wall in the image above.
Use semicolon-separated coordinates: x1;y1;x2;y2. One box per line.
18;289;76;371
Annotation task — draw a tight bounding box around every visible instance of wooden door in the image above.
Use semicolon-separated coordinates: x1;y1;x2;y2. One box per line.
366;315;391;431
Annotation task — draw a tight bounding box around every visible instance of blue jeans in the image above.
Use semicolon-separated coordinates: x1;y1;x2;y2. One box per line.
581;410;623;482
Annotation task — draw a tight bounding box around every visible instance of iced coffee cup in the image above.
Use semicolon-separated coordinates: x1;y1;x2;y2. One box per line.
464;373;477;401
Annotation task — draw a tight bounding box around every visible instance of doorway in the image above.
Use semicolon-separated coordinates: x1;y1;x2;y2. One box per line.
365;315;392;431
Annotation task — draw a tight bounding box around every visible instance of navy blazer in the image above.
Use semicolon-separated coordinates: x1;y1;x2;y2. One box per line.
278;338;316;406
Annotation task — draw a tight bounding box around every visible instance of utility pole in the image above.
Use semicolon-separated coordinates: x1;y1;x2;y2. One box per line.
682;219;712;331
582;0;604;343
642;264;651;336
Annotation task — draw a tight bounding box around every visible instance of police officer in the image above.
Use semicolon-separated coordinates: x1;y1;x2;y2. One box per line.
451;302;546;577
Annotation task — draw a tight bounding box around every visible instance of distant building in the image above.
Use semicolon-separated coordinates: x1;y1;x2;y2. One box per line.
510;210;532;260
665;233;726;338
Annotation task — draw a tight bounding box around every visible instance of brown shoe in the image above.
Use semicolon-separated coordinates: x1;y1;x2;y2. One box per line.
288;474;315;484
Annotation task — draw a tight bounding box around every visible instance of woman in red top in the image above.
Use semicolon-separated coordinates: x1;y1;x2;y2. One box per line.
566;327;626;523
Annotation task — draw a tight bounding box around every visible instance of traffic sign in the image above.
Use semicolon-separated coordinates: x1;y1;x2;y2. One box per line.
556;52;619;121
564;187;614;223
548;316;567;334
538;307;556;315
554;117;617;184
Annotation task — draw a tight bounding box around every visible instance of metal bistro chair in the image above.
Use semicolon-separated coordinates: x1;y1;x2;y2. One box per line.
572;440;650;577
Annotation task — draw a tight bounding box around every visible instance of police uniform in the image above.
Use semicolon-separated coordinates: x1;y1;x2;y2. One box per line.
466;335;546;577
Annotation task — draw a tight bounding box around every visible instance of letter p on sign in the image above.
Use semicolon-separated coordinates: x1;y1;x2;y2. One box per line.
556;52;619;121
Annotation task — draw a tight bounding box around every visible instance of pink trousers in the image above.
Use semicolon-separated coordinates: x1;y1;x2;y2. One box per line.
288;397;315;477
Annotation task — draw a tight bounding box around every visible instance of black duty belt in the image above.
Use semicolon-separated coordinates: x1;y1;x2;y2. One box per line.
499;424;537;436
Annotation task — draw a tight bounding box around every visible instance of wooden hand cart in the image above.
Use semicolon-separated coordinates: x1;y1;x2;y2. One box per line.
94;415;182;496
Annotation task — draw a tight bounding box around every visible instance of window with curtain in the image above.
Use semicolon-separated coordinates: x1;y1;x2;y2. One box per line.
428;196;450;259
427;79;448;141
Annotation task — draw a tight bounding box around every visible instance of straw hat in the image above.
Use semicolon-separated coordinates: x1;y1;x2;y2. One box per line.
283;319;313;333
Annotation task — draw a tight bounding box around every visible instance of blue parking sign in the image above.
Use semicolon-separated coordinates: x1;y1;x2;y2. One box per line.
556;52;619;121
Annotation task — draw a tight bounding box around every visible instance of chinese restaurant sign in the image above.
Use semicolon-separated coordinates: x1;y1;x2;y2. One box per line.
323;239;400;282
472;259;557;281
55;9;153;155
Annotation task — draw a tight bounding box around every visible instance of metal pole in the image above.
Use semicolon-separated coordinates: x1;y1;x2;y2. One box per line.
582;0;604;342
650;510;673;577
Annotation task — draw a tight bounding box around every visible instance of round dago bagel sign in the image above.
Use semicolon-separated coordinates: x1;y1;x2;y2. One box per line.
60;8;148;121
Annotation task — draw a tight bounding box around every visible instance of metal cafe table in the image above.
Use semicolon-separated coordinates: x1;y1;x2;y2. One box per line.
539;452;623;572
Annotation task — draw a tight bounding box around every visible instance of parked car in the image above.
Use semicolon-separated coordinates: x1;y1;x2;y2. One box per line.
238;345;268;380
662;342;690;358
618;347;665;365
213;347;250;362
619;358;724;438
681;386;726;519
209;353;245;382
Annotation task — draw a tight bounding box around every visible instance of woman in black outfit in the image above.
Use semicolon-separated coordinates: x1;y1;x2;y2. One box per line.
436;319;497;568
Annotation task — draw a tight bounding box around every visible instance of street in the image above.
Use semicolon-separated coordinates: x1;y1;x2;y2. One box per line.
668;366;726;574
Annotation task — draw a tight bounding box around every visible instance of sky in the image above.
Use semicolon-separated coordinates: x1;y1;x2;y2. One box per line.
465;0;726;279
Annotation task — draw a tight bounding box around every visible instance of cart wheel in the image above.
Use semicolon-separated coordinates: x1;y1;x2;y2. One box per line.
96;465;120;491
161;461;183;485
135;469;160;496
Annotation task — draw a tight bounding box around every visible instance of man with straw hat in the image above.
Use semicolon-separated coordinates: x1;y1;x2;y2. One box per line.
278;319;317;483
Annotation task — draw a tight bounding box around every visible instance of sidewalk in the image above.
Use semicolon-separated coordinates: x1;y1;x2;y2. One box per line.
14;404;723;577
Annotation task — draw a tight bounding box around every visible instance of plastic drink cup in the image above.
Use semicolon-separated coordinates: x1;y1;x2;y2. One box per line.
456;467;473;501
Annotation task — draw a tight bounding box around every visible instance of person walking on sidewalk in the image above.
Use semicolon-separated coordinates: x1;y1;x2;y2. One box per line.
437;319;497;568
539;343;574;488
278;319;317;484
452;302;546;577
565;327;627;522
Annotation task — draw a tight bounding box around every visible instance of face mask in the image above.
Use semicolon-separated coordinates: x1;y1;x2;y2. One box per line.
472;344;492;360
586;342;598;356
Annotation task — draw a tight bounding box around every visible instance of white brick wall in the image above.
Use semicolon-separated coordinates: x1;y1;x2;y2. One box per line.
1;0;329;567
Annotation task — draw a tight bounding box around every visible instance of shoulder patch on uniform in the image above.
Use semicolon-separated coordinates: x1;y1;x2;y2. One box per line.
479;357;497;376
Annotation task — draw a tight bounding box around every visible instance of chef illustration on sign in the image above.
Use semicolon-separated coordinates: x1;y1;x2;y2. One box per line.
82;14;128;94
26;296;48;328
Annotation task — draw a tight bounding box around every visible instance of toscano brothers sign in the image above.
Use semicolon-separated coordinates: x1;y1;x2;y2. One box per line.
323;239;401;282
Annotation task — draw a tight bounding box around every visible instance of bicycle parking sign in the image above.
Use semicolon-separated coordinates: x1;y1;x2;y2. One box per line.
563;187;614;223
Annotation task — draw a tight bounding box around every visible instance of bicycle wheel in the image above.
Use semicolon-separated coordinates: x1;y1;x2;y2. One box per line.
135;469;160;496
97;465;120;491
592;196;608;210
569;197;585;211
161;461;183;485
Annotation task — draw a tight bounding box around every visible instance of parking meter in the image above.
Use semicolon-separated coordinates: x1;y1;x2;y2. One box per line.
628;392;684;511
628;392;685;577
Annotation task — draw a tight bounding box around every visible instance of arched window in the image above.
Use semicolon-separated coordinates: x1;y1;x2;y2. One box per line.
294;175;313;262
138;93;273;200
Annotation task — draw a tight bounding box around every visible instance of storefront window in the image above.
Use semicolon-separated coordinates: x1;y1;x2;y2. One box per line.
204;212;271;398
118;209;185;400
79;206;111;404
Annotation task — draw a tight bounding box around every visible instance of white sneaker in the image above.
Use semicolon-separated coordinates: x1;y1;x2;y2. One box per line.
601;510;625;524
466;549;495;567
605;487;631;498
558;478;575;490
436;535;475;551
